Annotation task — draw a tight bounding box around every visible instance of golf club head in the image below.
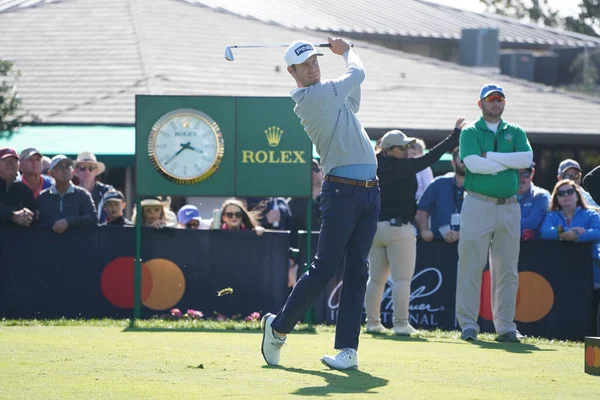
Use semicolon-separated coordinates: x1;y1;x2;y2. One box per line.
224;46;234;61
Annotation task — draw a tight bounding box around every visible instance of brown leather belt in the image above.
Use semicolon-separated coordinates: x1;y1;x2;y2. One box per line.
324;175;378;188
467;191;517;205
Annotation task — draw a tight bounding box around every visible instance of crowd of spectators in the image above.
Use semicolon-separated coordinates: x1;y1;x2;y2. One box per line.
2;146;599;250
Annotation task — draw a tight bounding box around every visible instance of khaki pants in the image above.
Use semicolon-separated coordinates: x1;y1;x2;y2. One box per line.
366;221;416;328
456;193;521;335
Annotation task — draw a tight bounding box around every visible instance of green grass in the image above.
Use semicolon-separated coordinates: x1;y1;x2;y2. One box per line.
0;320;599;399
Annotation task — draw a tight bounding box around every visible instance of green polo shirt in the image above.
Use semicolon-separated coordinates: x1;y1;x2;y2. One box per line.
460;117;532;198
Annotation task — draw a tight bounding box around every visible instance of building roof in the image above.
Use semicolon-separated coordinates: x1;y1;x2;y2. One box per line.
0;0;61;14
182;0;600;48
1;0;599;144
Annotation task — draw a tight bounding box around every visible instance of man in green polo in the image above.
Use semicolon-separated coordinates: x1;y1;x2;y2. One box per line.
457;83;533;343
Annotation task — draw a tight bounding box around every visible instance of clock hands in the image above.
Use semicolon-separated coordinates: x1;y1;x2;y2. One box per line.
164;143;188;165
164;142;204;166
181;142;203;154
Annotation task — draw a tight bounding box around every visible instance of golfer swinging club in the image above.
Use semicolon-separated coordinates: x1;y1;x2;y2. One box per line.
261;37;379;370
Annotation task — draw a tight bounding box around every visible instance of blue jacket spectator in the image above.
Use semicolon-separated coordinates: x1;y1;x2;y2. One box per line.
540;180;600;304
38;155;97;233
540;206;600;242
517;163;550;240
540;192;600;296
416;146;465;242
416;174;464;240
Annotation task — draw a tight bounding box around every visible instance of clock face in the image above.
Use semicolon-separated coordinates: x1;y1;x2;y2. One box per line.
148;109;224;184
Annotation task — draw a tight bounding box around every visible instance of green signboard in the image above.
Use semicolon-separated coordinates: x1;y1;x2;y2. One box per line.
135;95;311;197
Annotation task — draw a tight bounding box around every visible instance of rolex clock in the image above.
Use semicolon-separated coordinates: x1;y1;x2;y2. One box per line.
148;108;224;184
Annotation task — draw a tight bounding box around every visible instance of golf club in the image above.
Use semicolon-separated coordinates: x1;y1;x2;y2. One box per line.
224;42;354;61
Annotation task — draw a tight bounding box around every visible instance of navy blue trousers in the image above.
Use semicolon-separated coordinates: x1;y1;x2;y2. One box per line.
271;179;380;350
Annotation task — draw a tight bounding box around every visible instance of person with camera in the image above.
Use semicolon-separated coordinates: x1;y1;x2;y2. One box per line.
365;118;464;335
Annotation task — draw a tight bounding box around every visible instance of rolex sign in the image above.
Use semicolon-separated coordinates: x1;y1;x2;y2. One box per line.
241;126;307;164
234;97;311;197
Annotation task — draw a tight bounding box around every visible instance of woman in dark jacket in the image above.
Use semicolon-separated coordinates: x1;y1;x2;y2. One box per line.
365;117;465;335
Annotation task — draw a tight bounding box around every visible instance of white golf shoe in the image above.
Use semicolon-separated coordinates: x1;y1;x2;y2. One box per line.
261;313;286;366
394;324;419;336
321;348;358;370
366;323;388;334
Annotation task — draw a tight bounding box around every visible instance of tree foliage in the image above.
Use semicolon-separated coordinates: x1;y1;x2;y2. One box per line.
0;59;32;139
480;0;600;93
564;0;600;37
480;0;599;37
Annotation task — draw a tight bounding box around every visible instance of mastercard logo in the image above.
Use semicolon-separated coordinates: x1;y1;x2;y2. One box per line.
479;270;554;323
586;346;600;368
101;257;186;310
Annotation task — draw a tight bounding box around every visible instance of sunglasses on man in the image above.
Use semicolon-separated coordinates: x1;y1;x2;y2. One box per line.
54;163;72;170
557;188;576;197
483;95;506;103
186;221;200;228
519;171;532;178
77;165;97;172
561;173;581;181
224;211;243;219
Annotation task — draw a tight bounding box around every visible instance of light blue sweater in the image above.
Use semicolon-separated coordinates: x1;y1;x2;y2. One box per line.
290;49;377;178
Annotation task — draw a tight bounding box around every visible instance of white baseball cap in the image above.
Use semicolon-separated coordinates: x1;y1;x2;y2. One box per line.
284;40;323;67
380;130;417;150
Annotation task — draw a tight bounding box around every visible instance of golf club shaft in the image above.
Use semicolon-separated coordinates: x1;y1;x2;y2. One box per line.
224;42;354;61
227;43;332;49
227;43;353;49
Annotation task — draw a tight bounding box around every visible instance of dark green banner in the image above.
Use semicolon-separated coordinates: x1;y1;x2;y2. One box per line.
235;97;311;197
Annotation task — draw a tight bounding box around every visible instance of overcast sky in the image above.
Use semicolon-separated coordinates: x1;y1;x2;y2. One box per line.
425;0;580;17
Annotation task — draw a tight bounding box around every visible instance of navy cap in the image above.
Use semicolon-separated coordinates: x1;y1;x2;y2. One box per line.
49;155;73;171
558;159;581;176
102;190;124;203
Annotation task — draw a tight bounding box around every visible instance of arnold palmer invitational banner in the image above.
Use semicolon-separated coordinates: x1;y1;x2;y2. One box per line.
0;227;594;340
297;235;595;340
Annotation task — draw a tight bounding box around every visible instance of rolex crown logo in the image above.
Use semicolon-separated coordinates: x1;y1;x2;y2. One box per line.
265;126;284;147
182;119;190;128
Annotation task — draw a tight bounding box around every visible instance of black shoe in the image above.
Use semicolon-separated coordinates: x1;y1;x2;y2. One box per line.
460;329;478;341
495;330;524;343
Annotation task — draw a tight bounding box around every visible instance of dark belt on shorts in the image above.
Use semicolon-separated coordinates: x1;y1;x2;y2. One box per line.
324;175;378;188
467;191;517;205
378;216;411;225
